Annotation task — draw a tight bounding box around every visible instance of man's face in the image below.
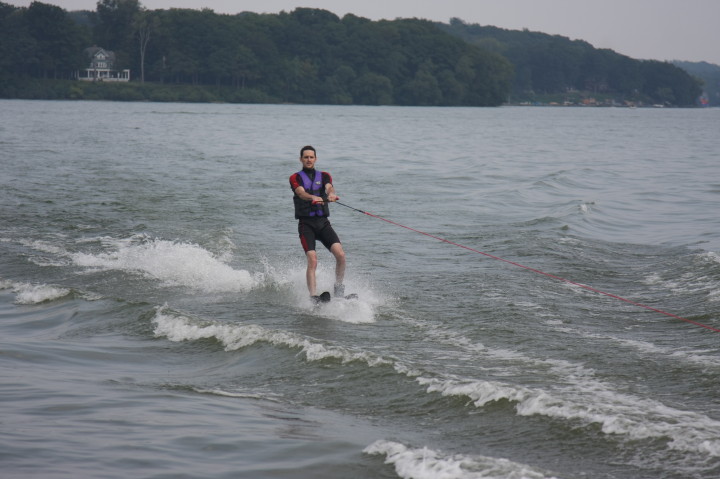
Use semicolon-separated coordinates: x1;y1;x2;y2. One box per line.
300;149;316;169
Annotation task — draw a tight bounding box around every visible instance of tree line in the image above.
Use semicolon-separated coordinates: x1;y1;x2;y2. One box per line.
672;61;719;106
0;1;703;106
439;19;702;106
0;1;513;106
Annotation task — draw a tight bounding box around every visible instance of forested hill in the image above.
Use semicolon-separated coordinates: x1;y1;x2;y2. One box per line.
0;1;704;106
0;2;512;106
438;18;702;106
672;61;720;106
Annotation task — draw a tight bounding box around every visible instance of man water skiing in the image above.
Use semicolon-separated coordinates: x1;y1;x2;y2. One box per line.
289;145;347;303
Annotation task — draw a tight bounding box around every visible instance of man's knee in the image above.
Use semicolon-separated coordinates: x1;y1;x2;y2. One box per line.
331;244;345;262
306;251;318;268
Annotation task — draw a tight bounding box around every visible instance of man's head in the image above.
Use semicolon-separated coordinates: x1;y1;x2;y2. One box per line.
299;145;317;170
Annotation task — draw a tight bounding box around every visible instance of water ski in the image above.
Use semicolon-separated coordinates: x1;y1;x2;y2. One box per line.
333;284;357;301
311;291;332;304
311;291;358;304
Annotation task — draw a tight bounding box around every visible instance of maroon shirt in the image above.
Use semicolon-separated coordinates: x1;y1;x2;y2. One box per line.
289;170;333;193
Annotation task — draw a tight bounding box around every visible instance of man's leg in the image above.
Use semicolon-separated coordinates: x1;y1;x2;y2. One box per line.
305;250;318;296
299;220;319;297
330;242;346;294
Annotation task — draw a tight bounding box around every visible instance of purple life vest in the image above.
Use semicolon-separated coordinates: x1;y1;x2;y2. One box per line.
294;170;330;219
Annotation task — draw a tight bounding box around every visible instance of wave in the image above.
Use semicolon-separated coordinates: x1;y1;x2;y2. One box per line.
364;440;559;479
704;252;720;264
152;304;720;459
296;292;379;324
71;235;257;293
9;232;381;322
0;279;71;304
151;306;404;369
545;322;720;370
9;233;252;293
397;316;720;458
641;251;720;308
417;374;720;458
190;387;283;403
352;310;720;459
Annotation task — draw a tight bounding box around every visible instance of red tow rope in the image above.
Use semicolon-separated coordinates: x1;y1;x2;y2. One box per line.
335;201;719;333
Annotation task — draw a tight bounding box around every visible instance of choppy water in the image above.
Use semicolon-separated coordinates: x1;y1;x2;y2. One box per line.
1;99;719;479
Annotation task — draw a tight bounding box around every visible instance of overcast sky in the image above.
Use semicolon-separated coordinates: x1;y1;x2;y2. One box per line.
10;0;720;65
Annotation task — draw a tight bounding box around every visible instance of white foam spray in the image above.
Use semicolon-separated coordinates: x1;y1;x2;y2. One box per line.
151;306;392;366
0;279;71;304
71;236;257;293
364;440;560;479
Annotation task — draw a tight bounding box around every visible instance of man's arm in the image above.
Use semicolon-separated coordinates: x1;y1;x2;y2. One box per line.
289;172;336;203
324;182;338;202
290;173;323;203
294;185;324;203
293;183;336;204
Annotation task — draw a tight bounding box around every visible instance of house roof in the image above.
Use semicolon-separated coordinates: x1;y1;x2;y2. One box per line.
84;46;116;63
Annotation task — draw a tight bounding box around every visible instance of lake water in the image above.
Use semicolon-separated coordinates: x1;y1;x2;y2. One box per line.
1;99;719;479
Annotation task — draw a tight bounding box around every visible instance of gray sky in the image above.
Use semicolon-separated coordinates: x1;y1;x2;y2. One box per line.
11;0;720;65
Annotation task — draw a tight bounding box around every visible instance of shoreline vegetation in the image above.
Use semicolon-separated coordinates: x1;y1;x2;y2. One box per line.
0;2;713;107
0;77;698;108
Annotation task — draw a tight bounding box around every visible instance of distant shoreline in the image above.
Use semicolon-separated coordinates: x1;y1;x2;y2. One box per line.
0;78;707;108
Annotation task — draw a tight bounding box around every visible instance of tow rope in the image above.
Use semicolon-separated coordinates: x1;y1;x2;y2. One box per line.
335;200;719;333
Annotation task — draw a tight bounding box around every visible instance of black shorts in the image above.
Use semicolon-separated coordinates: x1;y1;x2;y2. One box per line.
298;217;340;253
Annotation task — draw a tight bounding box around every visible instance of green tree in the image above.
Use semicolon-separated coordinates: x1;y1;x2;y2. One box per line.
95;0;141;66
133;9;155;82
437;69;464;105
351;72;393;105
398;61;442;105
0;4;35;79
439;19;701;105
230;45;259;89
3;5;519;106
280;56;321;103
321;65;355;104
24;1;88;79
640;60;701;106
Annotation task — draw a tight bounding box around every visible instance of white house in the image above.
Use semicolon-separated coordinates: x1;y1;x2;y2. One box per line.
77;47;130;82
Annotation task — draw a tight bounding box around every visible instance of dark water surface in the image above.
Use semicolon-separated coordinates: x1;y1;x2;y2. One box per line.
1;100;719;478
